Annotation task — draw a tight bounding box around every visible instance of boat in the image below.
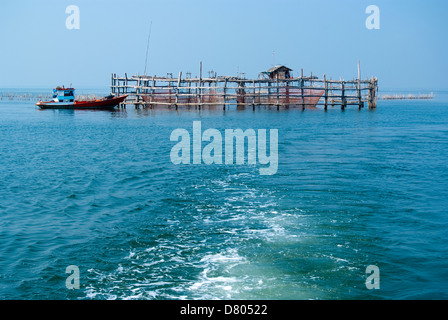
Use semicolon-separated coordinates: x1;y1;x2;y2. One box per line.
36;86;127;109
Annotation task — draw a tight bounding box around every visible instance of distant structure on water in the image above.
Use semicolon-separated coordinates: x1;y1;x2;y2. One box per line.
380;93;434;100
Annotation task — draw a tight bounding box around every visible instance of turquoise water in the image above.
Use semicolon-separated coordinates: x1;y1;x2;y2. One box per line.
1;92;447;300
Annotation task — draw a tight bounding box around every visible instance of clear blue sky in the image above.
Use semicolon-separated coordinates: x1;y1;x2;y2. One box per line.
0;0;447;90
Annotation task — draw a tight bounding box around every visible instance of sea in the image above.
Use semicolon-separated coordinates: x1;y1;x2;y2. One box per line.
0;88;447;300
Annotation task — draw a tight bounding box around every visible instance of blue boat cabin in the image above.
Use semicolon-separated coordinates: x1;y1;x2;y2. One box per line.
53;86;75;103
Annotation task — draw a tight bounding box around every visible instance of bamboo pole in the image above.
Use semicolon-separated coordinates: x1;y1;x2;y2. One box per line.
175;71;182;109
300;78;304;109
324;74;328;111
199;61;202;108
276;76;280;109
252;80;256;109
357;61;363;109
223;78;227;110
111;73;115;95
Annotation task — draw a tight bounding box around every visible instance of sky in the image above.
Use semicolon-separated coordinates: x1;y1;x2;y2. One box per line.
0;0;447;91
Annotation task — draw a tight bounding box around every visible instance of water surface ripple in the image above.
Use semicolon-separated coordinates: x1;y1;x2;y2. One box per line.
1;96;447;299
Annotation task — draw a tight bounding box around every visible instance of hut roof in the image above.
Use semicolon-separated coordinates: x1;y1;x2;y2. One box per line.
266;65;293;73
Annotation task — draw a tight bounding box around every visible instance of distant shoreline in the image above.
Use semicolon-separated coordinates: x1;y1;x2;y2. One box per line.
380;93;434;100
0;90;108;102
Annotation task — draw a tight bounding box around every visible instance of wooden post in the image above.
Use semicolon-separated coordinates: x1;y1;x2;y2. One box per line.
118;74;121;96
357;61;362;109
324;74;328;111
111;73;115;95
175;71;182;109
357;81;362;109
357;60;361;80
252;80;256;109
300;70;304;109
373;78;377;108
150;76;155;107
214;76;217;105
276;75;280;109
330;81;334;108
300;78;304;109
341;80;346;110
198;61;202;108
223;78;227;110
135;75;140;108
187;78;191;105
207;79;211;105
368;77;377;109
125;73;128;95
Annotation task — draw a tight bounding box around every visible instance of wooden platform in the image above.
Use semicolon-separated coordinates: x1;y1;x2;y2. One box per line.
110;62;378;110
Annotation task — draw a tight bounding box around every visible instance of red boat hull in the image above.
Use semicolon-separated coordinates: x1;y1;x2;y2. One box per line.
36;95;128;109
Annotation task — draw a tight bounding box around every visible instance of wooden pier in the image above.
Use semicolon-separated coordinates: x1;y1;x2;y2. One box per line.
110;62;378;110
